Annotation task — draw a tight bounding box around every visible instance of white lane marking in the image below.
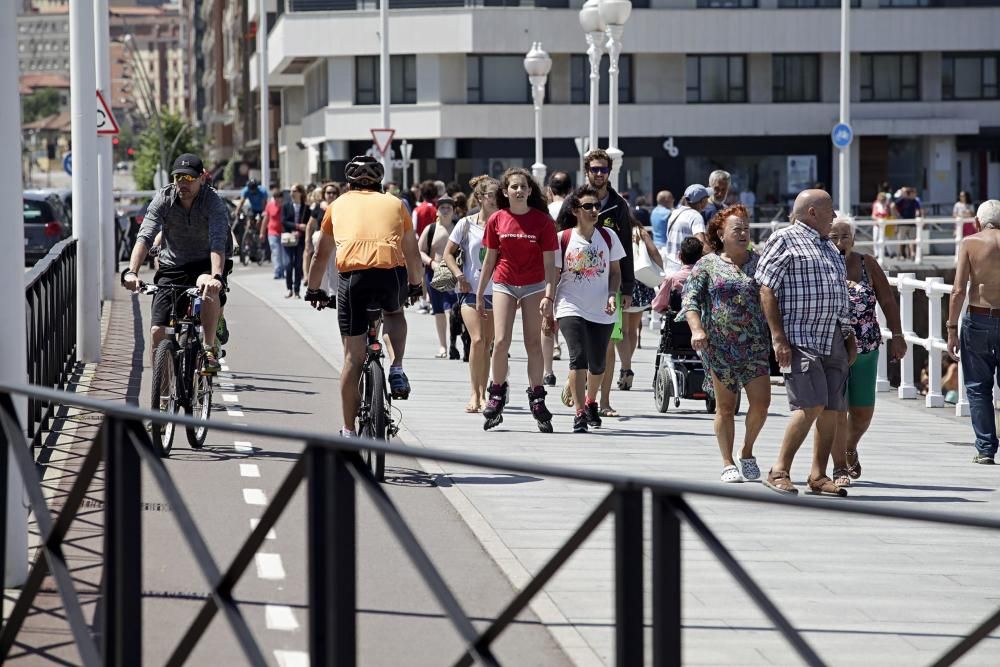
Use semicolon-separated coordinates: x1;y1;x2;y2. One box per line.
265;604;300;631
274;650;309;667
255;553;286;580
234;441;255;453
240;463;260;478
218;373;233;381
226;407;244;417
222;394;239;403
243;488;267;505
250;518;277;539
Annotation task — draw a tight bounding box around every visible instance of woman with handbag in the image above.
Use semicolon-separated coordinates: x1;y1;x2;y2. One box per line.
282;183;309;298
419;196;459;358
619;218;663;389
444;175;500;412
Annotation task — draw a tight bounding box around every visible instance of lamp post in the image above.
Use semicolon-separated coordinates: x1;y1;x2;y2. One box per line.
600;0;631;192
578;0;605;156
524;42;552;186
837;0;851;215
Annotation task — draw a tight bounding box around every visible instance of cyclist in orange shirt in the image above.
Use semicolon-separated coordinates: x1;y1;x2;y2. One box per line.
304;156;423;438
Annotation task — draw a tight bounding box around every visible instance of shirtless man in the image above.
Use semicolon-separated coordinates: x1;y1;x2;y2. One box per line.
947;200;1000;464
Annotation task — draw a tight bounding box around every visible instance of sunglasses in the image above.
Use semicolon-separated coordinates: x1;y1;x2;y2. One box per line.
588;166;610;175
324;190;336;196
575;202;599;212
174;174;197;184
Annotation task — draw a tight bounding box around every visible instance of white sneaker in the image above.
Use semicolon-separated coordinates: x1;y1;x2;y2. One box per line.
340;428;356;439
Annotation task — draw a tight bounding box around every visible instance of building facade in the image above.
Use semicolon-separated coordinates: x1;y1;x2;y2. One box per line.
254;0;1000;212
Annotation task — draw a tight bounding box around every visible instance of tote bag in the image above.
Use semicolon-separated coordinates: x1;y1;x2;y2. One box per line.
633;230;664;288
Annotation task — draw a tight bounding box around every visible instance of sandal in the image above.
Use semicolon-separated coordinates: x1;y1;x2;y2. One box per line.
560;380;573;408
832;467;852;488
738;457;760;481
845;450;862;479
763;469;797;495
720;465;743;483
552;344;562;361
807;476;848;497
434;350;448;359
617;369;635;391
465;402;481;413
599;407;619;418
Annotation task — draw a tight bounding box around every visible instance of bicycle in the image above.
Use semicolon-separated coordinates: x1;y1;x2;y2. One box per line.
356;305;398;482
141;282;218;456
239;212;265;266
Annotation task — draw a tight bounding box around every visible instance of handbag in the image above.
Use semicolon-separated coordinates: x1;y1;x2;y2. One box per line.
633;228;664;288
429;219;468;292
280;231;298;247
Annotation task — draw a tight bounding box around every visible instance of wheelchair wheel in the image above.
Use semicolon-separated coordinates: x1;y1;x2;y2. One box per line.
654;365;671;413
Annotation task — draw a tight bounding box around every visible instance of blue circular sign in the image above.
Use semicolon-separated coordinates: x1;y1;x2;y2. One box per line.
831;123;853;149
62;151;72;176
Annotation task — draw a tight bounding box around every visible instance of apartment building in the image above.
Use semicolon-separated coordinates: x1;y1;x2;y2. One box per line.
252;0;1000;212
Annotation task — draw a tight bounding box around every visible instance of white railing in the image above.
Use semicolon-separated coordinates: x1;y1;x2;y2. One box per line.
749;217;969;267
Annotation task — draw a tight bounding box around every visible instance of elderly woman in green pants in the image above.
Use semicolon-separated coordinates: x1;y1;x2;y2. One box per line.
826;218;907;487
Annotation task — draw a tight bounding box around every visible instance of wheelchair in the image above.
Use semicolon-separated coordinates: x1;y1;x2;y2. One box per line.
652;306;742;415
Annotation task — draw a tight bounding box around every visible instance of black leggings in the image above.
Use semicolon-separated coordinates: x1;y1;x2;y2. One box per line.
558;316;614;375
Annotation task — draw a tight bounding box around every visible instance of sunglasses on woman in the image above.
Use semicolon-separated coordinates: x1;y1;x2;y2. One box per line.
575;202;599;211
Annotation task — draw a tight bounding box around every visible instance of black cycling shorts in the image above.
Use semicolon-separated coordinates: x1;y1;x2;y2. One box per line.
337;266;408;337
151;260;227;327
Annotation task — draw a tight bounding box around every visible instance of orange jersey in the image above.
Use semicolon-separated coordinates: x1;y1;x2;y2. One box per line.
321;190;413;272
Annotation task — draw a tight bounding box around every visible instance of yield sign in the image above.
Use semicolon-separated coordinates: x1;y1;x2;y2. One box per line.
96;90;120;135
370;128;395;155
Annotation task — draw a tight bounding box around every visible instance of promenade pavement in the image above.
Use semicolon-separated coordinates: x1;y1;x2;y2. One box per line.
231;263;1000;667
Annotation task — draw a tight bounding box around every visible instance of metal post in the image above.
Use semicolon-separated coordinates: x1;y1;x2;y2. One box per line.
525;42;550;187
585;32;603;156
400;139;412;192
615;488;643;666
897;273;917;399
652;493;681;667
605;24;625;192
102;417;142;666
308;448;356;665
71;0;101;363
258;0;270;192
837;0;851;215
379;0;391;185
924;277;945;408
914;218;924;265
875;306;890;392
96;0;115;300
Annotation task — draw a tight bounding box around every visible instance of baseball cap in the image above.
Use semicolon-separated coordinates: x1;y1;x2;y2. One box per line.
170;153;204;177
436;195;456;208
684;184;710;204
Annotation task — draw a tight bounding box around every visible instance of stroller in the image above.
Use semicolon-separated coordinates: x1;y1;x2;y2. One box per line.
652;307;741;415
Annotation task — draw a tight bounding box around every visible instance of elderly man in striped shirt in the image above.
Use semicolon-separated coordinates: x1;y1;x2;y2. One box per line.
755;189;857;496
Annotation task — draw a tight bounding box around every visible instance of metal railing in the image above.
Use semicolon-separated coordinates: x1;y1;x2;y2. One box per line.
2;381;1000;666
23;238;77;446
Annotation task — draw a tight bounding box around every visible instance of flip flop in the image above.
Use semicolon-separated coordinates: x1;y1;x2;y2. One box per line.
599;407;619;418
464;403;481;413
560;381;573;408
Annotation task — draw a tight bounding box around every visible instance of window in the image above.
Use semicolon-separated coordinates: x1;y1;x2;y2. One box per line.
467;55;534;104
773;54;819;102
569;54;634;104
860;53;920;101
697;0;756;6
305;60;328;114
942;52;998;100
686;55;746;103
778;0;859;6
354;55;417;105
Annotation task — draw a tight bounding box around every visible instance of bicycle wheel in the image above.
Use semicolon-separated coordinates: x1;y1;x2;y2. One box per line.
186;347;213;448
358;362;387;482
150;339;180;457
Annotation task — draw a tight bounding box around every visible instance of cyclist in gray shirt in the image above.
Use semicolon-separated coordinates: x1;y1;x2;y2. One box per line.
121;153;230;372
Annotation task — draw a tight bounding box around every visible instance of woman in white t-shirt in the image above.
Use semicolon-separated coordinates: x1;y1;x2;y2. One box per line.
443;175;500;413
554;186;626;434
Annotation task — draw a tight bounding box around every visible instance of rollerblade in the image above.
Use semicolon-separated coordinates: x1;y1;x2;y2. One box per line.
483;381;508;431
527;385;553;433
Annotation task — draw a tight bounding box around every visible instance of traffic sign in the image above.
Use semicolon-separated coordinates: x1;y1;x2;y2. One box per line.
96;90;120;135
63;151;72;176
370;128;395;155
831;122;853;149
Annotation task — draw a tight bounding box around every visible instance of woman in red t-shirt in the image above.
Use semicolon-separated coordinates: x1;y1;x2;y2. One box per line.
475;168;559;432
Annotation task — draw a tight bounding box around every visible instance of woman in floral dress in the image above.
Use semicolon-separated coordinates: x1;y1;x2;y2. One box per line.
678;205;771;483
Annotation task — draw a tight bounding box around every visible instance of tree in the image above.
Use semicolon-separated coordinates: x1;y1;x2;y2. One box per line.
133;111;205;190
21;88;62;123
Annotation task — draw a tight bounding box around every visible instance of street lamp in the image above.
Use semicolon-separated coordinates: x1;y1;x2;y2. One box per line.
523;42;552;186
599;0;631;191
578;0;605;156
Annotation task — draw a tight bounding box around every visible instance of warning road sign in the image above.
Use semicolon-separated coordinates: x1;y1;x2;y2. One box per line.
370;128;395;155
97;90;120;135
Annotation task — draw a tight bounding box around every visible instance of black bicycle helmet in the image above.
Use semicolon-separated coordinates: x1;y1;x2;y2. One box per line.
344;155;384;186
247;178;259;191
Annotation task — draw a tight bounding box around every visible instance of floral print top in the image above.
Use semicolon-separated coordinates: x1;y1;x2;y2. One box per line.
847;255;881;354
677;251;770;393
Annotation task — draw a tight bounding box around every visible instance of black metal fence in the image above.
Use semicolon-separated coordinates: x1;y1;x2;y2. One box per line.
23;239;78;446
1;381;999;666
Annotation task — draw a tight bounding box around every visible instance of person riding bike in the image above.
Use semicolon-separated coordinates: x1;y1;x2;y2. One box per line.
304;155;423;438
233;178;267;246
121;153;231;373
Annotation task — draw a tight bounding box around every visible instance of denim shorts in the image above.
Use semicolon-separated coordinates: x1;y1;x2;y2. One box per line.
493;281;546;301
460;292;493;310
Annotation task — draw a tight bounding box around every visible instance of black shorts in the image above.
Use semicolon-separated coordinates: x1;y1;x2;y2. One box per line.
151;260;227;327
558;316;614;375
337;266;408;337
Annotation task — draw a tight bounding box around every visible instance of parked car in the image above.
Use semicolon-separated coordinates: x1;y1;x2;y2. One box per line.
24;188;72;232
23;191;71;266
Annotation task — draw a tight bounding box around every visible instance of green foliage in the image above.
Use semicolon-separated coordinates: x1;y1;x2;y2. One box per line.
21;88;62;123
133;111;205;190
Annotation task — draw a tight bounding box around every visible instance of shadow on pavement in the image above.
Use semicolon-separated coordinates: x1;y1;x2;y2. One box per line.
385;467;543;489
